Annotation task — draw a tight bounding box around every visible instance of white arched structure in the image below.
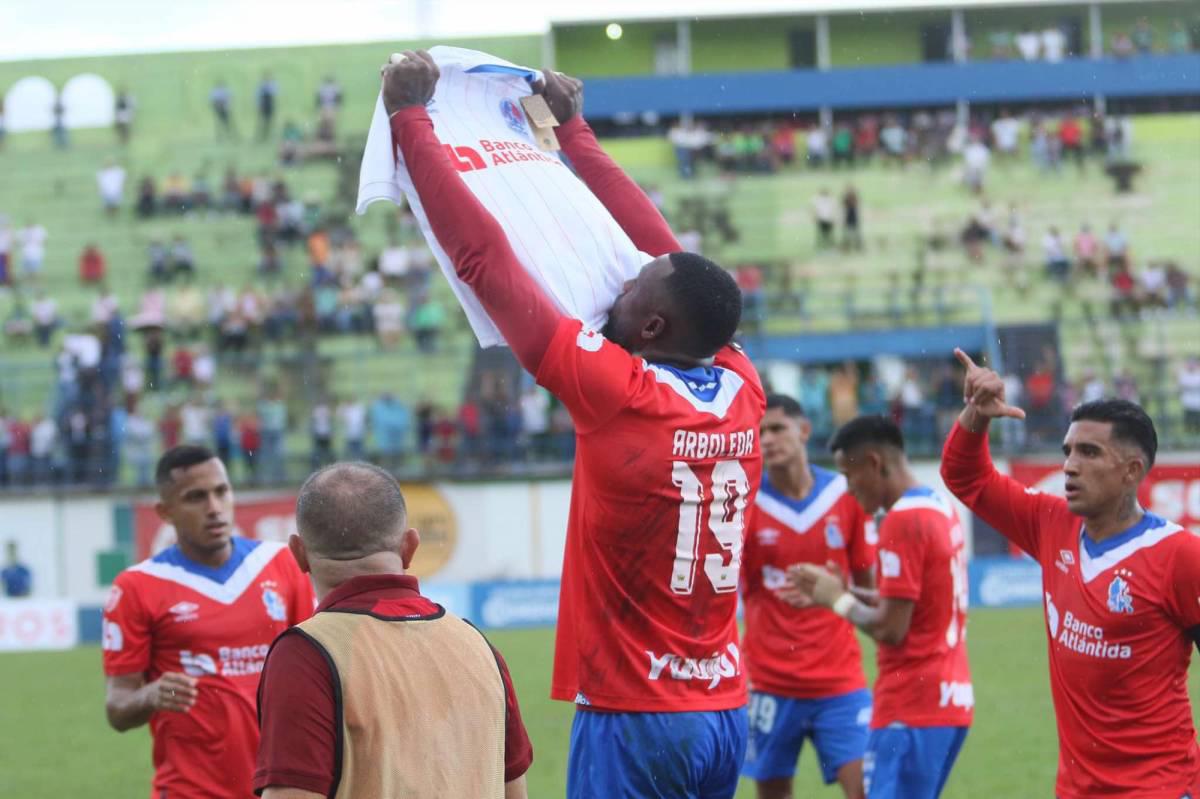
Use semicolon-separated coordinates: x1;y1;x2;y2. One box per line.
61;73;115;128
3;76;57;132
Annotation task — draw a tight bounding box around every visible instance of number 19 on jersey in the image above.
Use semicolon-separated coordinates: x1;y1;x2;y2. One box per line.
671;459;751;595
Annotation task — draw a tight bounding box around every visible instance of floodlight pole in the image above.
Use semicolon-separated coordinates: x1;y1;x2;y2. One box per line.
542;26;556;72
817;14;832;130
678;19;694;125
1088;2;1103;59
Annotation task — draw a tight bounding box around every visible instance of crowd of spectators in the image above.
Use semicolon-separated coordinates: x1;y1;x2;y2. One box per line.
0;373;576;489
666;107;1135;184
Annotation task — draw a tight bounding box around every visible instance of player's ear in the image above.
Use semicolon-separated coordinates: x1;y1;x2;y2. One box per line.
641;314;666;342
796;416;813;443
288;534;311;573
399;528;421;570
153;499;171;523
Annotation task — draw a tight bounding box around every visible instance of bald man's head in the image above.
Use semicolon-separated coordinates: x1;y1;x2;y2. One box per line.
295;462;408;560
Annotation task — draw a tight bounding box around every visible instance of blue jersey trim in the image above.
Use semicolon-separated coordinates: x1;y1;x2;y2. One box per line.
900;485;937;499
151;536;260;584
1081;512;1167;558
761;466;839;513
650;363;724;402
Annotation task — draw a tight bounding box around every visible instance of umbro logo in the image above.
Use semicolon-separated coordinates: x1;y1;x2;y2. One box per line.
169;601;200;623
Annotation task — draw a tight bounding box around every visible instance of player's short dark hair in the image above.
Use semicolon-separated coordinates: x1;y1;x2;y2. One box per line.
155;445;218;488
828;415;905;455
296;462;408;559
765;394;806;418
665;252;742;359
1070;399;1157;469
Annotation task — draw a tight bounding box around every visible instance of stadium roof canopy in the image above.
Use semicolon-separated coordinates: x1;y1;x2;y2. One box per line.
550;0;1174;25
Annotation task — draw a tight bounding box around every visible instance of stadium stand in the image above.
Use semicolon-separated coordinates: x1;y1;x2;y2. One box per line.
0;5;1196;490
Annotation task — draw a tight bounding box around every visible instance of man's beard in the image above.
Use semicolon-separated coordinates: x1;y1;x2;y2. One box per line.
601;310;617;342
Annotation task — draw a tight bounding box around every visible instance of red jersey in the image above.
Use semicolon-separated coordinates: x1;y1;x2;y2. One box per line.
742;466;875;698
537;318;765;712
102;537;315;799
943;424;1200;799
389;107;765;711
873;486;974;730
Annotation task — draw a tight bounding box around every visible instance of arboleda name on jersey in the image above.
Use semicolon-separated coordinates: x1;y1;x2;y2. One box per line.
671;428;756;461
646;642;741;690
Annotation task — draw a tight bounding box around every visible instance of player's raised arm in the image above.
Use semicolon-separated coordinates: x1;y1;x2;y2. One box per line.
383;51;563;374
536;71;682;257
941;348;1057;558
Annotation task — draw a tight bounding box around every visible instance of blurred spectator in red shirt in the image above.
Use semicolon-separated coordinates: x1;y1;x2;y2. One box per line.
159;404;182;450
1059;116;1084;170
79;244;106;284
239;410;261;482
1073;224;1100;276
7;417;32;485
1111;265;1138;318
854;116;879;163
771;125;797;167
172;346;194;386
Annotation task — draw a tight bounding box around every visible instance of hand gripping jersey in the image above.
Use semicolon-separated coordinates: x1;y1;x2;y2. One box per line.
742;466;875;699
872;487;974;730
102;537;315;799
943;424;1200;799
357;46;649;346
538;319;765;712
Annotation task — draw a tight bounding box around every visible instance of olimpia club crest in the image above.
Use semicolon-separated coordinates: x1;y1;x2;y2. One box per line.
1106;575;1134;615
499;98;527;135
262;585;287;621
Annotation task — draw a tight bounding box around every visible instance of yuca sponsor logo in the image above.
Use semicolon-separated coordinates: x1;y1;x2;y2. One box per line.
646;642;741;689
939;681;975;709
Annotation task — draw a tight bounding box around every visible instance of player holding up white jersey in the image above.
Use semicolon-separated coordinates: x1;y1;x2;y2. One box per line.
382;52;765;799
783;416;972;799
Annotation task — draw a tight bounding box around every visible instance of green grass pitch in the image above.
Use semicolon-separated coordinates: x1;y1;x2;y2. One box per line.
3;607;1198;796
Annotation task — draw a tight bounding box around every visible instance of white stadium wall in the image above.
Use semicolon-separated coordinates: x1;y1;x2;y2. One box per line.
1;457;1198;649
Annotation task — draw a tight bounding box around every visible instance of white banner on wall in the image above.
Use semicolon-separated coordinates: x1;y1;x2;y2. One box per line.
0;600;79;651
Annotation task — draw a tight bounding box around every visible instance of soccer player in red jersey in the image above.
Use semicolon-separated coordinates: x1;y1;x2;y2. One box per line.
783;416;972;799
383;53;765;798
102;445;315;798
741;395;875;799
942;349;1200;799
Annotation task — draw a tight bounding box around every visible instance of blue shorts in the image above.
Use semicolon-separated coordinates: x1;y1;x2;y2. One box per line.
742;688;872;784
864;725;968;799
567;707;748;799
